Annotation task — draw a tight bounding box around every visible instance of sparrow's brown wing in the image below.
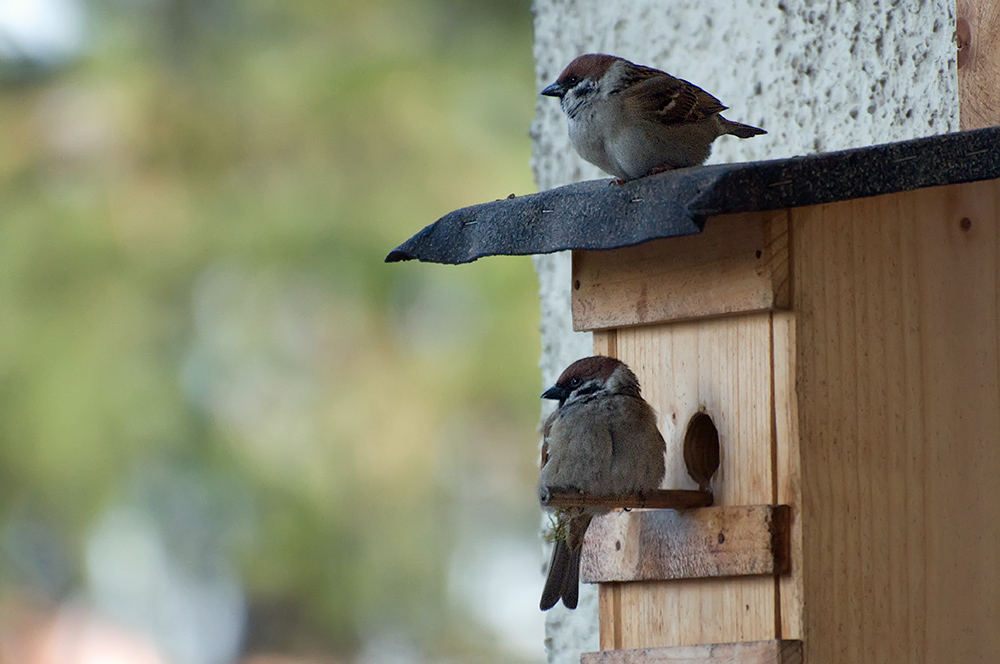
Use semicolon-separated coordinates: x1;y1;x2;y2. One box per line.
622;72;728;126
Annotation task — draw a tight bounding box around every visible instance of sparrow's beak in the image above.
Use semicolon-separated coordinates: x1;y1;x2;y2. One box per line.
541;82;565;98
541;385;568;401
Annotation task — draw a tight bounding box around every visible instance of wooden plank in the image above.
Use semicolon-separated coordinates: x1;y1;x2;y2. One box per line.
542;489;713;510
614;315;776;499
771;313;803;641
957;0;1000;130
582;505;790;583
581;640;803;664
790;179;1000;663
598;314;779;649
572;211;789;331
593;329;618;357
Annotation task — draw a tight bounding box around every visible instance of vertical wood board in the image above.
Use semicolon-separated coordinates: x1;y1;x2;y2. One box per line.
771;313;803;641
597;314;780;649
791;179;1000;663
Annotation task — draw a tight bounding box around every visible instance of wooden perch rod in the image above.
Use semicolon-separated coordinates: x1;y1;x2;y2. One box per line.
541;489;713;510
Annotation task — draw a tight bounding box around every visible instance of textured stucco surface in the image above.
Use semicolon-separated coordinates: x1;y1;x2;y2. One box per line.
531;2;958;662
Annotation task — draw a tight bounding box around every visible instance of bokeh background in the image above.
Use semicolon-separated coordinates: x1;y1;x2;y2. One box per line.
0;0;545;662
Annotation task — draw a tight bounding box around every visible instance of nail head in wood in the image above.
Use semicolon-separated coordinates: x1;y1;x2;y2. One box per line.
956;17;972;69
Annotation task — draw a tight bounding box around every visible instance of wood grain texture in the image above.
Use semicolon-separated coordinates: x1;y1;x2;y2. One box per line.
593;329;618;357
581;640;803;664
589;179;1000;660
957;0;1000;130
582;505;790;583
598;314;779;649
573;211;789;331
791;179;1000;663
771;313;802;641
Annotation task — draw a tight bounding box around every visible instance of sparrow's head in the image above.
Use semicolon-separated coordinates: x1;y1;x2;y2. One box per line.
542;355;642;406
541;54;623;117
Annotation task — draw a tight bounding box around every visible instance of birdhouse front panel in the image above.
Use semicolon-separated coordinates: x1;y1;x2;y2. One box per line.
587;312;793;650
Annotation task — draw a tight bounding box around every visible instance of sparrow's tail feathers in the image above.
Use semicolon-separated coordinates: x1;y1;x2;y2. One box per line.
720;116;766;138
541;513;593;611
540;540;571;610
561;546;581;609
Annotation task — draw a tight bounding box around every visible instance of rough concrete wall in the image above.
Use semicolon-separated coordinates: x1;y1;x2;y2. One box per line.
530;1;958;662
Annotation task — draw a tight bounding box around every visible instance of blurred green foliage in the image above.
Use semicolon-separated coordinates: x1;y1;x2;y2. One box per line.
0;0;542;661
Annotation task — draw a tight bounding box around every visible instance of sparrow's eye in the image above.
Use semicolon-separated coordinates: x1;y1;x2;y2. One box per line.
563;75;581;87
569;377;582;387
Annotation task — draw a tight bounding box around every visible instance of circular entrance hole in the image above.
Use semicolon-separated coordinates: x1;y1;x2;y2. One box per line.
683;412;720;492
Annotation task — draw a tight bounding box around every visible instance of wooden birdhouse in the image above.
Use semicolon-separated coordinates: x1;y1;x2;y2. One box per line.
387;126;1000;663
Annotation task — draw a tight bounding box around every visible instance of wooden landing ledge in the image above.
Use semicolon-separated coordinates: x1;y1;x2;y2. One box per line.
540;489;714;510
582;504;791;583
581;639;803;664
